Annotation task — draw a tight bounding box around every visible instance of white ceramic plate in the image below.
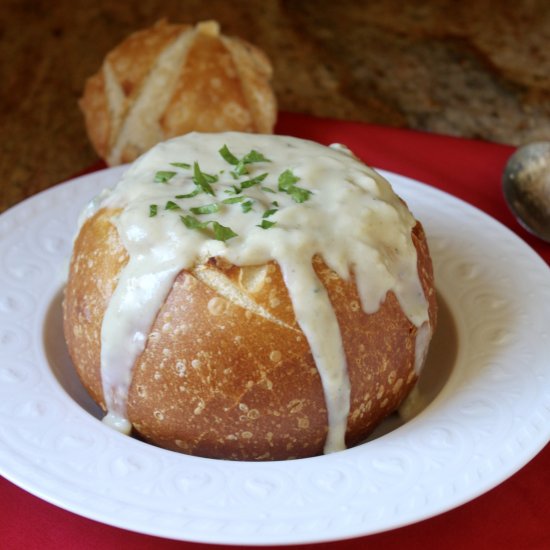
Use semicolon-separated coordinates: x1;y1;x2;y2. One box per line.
1;167;549;545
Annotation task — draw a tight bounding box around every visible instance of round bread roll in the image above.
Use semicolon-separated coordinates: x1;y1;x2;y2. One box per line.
79;20;277;166
63;133;437;461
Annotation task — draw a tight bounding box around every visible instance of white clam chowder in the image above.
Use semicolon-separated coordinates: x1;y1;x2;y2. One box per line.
80;132;431;454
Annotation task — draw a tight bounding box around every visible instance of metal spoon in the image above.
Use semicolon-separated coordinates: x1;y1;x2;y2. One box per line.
502;142;550;243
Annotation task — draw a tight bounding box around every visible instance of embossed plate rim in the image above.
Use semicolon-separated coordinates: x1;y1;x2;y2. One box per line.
0;166;549;545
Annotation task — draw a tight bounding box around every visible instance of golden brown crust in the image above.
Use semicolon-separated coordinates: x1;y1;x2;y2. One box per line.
160;24;253;135
79;20;277;165
220;36;277;134
63;208;436;460
62;208;127;408
106;19;187;99
79;71;111;160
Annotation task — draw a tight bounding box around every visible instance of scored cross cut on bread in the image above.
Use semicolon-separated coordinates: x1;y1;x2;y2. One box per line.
80;20;277;165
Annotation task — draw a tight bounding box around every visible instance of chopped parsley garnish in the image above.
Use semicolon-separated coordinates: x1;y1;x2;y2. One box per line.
278;169;300;190
165;200;181;211
222;195;255;212
193;162;217;195
219;145;271;176
211;221;238;241
180;214;204;230
221;173;268;195
154;170;177;183
180;215;237;242
242;150;271;164
241;200;254;213
222;196;246;204
240;172;268;189
287;186;312;203
219;144;240;166
224;184;242;195
262;207;278;218
257;219;276;229
175;187;201;199
151;149;308;238
278;169;312;203
190;203;220;215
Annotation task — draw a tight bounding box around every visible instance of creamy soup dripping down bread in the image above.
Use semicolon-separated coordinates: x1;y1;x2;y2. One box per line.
79;19;277;166
63;133;437;460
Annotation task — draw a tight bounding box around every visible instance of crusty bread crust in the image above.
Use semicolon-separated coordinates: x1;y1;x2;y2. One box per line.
63;207;437;460
79;20;277;165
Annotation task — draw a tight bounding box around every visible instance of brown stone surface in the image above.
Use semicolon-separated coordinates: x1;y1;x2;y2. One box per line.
1;0;549;213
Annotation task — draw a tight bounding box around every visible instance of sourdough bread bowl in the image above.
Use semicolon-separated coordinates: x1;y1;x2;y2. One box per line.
63;132;437;461
80;20;276;166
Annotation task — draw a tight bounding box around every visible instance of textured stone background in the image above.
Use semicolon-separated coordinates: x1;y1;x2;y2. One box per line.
1;0;549;212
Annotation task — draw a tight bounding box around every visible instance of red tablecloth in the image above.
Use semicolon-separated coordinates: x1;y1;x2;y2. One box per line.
2;112;549;549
